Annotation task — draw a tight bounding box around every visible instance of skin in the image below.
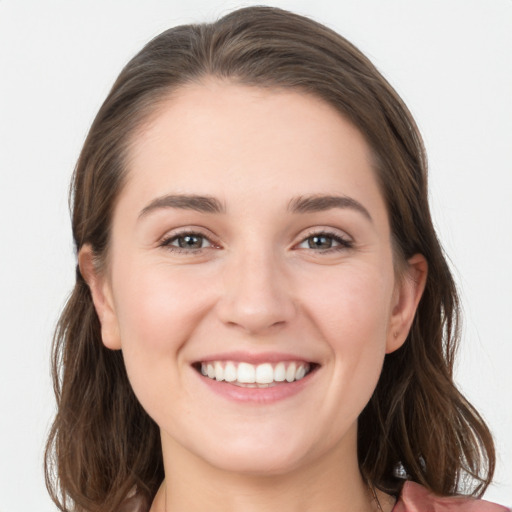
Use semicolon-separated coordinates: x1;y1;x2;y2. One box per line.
80;81;427;512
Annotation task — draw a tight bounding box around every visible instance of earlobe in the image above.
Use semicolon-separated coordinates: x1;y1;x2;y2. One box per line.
78;245;122;350
386;254;428;354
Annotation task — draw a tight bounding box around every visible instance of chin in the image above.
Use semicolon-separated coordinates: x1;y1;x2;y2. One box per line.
204;447;308;476
180;425;316;477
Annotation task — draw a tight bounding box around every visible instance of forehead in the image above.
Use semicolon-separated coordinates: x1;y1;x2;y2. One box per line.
122;81;387;221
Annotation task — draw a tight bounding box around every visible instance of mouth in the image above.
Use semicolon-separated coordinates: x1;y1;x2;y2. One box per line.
192;360;319;388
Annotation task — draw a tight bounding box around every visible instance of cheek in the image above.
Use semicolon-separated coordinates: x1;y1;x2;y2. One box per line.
110;264;209;422
112;263;213;354
306;263;393;345
301;264;393;416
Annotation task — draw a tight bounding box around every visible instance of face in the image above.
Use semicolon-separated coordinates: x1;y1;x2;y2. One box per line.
82;81;425;477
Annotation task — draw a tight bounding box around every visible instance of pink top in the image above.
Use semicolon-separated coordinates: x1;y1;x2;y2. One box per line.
393;481;510;511
118;481;510;511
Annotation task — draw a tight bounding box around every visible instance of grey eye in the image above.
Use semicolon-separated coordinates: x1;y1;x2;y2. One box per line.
175;234;208;249
306;235;335;249
297;232;352;251
161;231;215;252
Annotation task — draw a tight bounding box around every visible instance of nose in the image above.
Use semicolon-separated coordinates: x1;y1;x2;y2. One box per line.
216;247;297;335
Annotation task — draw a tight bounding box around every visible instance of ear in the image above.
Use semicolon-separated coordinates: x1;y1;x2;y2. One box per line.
386;254;428;354
78;245;122;350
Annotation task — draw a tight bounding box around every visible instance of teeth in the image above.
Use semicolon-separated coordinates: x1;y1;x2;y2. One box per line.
199;361;311;385
214;362;224;381
274;362;286;382
237;362;256;383
255;363;274;384
224;361;237;382
285;362;296;382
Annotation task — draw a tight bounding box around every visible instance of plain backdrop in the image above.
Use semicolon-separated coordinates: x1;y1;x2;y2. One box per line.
0;1;511;510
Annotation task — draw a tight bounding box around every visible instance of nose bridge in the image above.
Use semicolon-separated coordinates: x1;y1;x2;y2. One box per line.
217;239;296;334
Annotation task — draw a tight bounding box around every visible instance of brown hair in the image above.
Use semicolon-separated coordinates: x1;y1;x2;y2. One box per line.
45;6;495;511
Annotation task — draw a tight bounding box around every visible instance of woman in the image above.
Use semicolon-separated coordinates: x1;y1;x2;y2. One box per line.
45;6;508;512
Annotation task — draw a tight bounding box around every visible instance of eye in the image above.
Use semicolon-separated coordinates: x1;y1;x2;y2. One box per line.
297;232;353;251
160;232;213;251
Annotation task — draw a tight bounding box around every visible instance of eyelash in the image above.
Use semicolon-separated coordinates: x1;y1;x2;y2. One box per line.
158;230;353;254
159;231;214;254
298;230;353;253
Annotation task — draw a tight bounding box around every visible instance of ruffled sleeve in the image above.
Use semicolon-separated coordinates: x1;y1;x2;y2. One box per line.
393;481;510;512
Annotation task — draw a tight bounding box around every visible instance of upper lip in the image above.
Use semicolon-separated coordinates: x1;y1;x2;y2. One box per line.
193;351;317;365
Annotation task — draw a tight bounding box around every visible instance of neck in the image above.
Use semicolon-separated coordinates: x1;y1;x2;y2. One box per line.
150;427;393;512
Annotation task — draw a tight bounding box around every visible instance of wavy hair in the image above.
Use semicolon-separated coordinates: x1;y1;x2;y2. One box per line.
45;6;495;511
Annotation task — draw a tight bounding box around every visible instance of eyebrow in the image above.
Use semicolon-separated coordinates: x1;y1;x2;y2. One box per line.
138;193;372;222
288;194;373;222
138;194;225;219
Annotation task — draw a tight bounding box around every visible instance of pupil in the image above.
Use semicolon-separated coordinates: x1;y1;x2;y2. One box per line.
309;235;332;249
179;235;202;248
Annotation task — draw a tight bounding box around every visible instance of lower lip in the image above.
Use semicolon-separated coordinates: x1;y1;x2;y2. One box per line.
196;369;317;403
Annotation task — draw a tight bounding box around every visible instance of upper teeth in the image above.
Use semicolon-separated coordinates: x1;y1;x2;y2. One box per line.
200;361;310;385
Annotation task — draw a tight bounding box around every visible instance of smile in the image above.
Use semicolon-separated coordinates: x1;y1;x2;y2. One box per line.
197;361;314;387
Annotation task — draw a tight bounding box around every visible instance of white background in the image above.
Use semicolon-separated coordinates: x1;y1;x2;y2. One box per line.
0;1;510;510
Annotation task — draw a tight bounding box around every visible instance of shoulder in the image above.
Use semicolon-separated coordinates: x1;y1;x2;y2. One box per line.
117;492;149;512
393;481;510;512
